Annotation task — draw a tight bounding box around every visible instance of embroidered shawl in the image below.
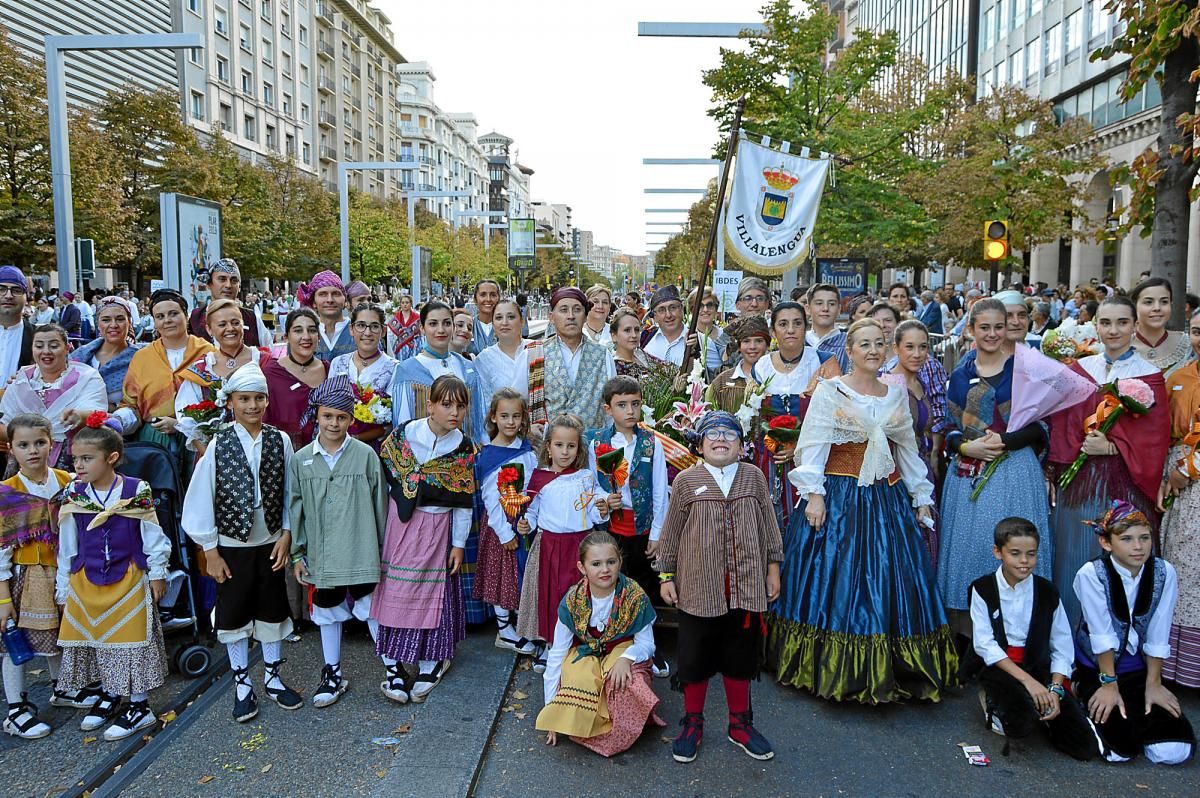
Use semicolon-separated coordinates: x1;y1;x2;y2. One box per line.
69;338;143;408
58;478;158;531
947;350;1013;438
0;363;107;441
1168;360;1200;441
559;573;656;661
120;335;214;421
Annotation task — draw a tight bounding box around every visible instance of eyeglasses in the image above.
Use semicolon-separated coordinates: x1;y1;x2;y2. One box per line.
740;293;767;304
353;322;383;332
703;429;740;441
700;301;719;310
0;286;27;296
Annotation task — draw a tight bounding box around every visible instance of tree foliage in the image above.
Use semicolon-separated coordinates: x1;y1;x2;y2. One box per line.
0;25;53;269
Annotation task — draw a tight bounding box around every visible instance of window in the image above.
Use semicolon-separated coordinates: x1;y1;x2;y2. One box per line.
215;8;228;35
188;0;202;12
1088;0;1110;45
298;25;308;45
1009;49;1023;86
1044;23;1060;74
266;125;276;150
220;103;232;132
282;92;291;114
1026;37;1039;81
262;39;272;64
240;24;252;51
217;56;229;83
263;81;274;106
244;115;256;140
300;64;309;84
281;51;291;77
281;12;290;37
286;133;295;156
1065;11;1081;62
998;0;1008;35
189;91;204;120
188;47;201;65
242;70;253;95
261;1;271;20
301;103;310;123
1031;0;1041;13
302;142;310;164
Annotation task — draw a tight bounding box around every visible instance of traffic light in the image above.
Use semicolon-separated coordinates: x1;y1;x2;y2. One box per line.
983;220;1009;261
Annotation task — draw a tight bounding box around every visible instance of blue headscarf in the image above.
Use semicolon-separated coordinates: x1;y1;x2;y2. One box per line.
688;410;744;451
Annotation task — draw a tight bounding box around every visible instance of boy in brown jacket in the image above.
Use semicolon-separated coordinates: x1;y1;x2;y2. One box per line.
657;410;783;764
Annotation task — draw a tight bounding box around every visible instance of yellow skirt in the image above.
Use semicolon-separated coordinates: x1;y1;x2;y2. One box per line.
58;564;152;649
536;640;633;738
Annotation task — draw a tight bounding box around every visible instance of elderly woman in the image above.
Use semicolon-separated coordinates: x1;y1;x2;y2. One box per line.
69;296;143;411
0;324;107;469
174;298;268;452
582;284;613;346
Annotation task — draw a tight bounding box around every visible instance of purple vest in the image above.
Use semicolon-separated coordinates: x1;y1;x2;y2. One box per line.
70;477;149;586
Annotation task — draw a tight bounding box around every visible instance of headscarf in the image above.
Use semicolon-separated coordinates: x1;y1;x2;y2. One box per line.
687;410;744;451
993;290;1025;307
297;270;346;308
220;362;268;398
550;286;591;313
301;374;356;428
1084;499;1150;535
211;257;240;277
0;265;28;291
725;314;770;343
62;291;76;302
649;285;681;311
346;280;371;302
95;295;135;321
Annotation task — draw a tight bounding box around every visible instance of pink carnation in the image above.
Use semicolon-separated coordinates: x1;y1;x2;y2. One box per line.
1117;378;1154;408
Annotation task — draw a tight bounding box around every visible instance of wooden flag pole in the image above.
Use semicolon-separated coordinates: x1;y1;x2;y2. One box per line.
680;96;745;378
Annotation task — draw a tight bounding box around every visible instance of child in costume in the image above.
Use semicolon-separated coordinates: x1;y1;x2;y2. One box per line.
372;375;476;703
1;414;89;740
182;363;303;723
474;388;538;656
965;517;1096;759
537;530;663;757
657;410;782;763
1072;500;1195;764
289;376;389;708
515;414;610;672
55;420;171;741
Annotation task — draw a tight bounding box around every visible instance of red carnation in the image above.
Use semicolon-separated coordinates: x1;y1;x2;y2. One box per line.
595;443;616;457
85;411;109;429
767;414;799;430
497;466;520;485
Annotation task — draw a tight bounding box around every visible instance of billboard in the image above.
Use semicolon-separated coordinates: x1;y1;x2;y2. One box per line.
160;193;222;300
508;218;536;272
816;258;868;312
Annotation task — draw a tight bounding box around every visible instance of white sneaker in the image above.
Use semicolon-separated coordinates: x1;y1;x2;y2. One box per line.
978;689;1005;736
3;700;51;740
103;700;156;741
409;660;450;703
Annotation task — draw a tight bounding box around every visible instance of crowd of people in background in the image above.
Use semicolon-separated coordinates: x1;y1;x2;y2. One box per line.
0;259;1197;769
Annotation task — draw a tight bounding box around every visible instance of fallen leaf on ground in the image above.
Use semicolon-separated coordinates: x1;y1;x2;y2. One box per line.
160;710;177;724
198;775;214;784
261;764;272;774
515;712;527;720
394;722;412;735
1135;786;1149;790
82;736;97;745
501;704;514;713
660;736;672;744
376;770;387;779
512;689;528;700
241;732;267;752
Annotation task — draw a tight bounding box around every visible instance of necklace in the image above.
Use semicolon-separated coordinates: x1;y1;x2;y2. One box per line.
1136;328;1168;359
422;345;451;369
356;349;382;366
288;352;317;373
777;350;804;370
219;348;243;369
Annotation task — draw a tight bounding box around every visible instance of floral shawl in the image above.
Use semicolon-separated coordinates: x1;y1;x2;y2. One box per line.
69;338;143;409
558;573;656;662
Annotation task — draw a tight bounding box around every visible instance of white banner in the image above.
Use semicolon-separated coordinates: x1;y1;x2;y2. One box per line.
722;139;829;274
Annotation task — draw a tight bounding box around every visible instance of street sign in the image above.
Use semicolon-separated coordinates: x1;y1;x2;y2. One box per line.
508;218;536;272
75;238;95;286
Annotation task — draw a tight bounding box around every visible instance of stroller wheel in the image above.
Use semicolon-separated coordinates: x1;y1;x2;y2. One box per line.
176;645;212;679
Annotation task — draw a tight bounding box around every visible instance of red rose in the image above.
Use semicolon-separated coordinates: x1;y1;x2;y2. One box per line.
497;466;520;485
595;443;616;457
85;411;109;429
768;414;799;430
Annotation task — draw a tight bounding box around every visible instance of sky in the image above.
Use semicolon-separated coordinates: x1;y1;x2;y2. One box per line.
378;1;766;257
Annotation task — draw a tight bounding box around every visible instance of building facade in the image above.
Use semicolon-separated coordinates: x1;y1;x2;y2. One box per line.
831;0;979;84
480;131;533;224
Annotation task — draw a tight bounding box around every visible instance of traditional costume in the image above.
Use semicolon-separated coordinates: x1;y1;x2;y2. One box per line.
805;327;850;372
372;418;475;701
536;574;663;757
705;315;770;416
389;349;486;445
656;412;783;763
772;378;956;703
476;339;532;416
386;306;422;361
474;437;538;654
1162;359;1200;687
118;334;214;458
515;468;605;647
0;363;107;469
964;567;1097;759
288;377;390;707
328;349;398;449
526;337;615;431
261;356;318;450
751;347;841;529
69;338;142;412
1073;505;1195;764
297;271;355;362
173;347;268;451
181;364;302;721
55;475;170;740
939;351;1052;613
1048;350;1169;623
187;260;270;347
881;371;941;566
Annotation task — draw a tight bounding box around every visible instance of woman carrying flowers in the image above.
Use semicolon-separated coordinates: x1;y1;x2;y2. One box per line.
1048;295;1170;624
328;304;396;450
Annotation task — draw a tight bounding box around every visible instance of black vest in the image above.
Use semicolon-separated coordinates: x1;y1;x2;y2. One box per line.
961;573;1060;683
213;424;285;542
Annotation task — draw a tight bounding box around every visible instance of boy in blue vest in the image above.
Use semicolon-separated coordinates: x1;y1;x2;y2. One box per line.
588;375;669;677
182;363;304;723
965;517;1096;759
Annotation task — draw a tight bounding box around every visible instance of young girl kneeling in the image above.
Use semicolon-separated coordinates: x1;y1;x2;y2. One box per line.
536;530;663;757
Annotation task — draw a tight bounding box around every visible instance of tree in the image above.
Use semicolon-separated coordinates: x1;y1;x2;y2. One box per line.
655;181;716;287
70;110;138;269
0;26;53;270
909;84;1105;274
349;192;408;284
1098;0;1200;324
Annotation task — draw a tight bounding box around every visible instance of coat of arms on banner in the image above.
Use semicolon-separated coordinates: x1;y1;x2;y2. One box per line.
759;166;798;229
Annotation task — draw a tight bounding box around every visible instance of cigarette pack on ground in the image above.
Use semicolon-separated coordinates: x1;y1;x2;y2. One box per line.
957;742;990;766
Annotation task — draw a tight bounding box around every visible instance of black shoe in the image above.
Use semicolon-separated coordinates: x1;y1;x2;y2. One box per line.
263;660;303;710
80;692;121;732
311;664;347;708
232;667;258;723
104;700;156;741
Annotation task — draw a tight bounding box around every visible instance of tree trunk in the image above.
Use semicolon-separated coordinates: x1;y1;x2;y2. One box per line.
1150;32;1200;328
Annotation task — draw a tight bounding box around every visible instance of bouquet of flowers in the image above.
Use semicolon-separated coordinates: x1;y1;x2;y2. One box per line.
664;381;711;439
1058;378;1155;491
496;463;531;546
352;382;392;426
734;375;773;435
180;399;223;439
594;443;629;523
1040;318;1100;363
762;414;800;485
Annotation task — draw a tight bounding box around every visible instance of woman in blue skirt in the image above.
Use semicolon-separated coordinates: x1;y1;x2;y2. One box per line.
937;298;1053;635
768;319;956;704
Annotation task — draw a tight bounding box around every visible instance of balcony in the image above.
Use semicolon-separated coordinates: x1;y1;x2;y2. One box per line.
400;181;416;191
350;64;361;78
316;3;335;24
319;145;337;161
399;124;431;138
317;41;334;59
419;156;435;165
351;96;361;109
318;76;336;94
372;80;383;95
398;153;415;162
318;110;336;127
352;128;363;141
418;182;437;192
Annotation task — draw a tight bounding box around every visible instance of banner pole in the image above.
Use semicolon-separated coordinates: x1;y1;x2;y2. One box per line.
681;96;745;378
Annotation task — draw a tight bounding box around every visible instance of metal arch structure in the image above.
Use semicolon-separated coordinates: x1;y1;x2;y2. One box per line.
45;33;204;292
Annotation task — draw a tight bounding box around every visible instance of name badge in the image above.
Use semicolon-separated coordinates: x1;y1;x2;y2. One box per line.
640;457;652;463
1172;384;1183;391
303;459;314;466
969;378;980;386
290;382;302;391
695;485;708;495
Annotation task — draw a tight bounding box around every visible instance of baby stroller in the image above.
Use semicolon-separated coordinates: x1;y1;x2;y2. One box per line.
118;441;214;678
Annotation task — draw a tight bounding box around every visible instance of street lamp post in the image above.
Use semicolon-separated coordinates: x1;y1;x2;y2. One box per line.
45;33;204;292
